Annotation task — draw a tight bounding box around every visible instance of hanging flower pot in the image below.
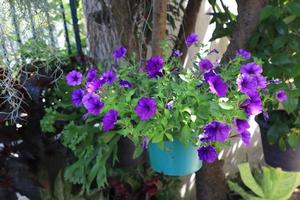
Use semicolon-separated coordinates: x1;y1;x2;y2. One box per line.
148;139;202;176
256;111;300;171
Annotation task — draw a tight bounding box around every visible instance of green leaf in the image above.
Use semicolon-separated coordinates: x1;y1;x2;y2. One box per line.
267;124;289;144
287;2;300;17
278;137;287;151
228;181;256;200
287;133;299;150
165;133;174;142
294;116;300;126
273;36;287;50
152;133;164;143
218;101;234;110
283;97;298;113
238;163;264;197
260;5;274;22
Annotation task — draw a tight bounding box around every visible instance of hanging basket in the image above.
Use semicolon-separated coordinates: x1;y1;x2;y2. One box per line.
148;139;202;176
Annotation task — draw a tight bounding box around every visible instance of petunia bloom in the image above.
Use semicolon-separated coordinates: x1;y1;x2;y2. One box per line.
207;74;228;97
203;70;217;82
71;89;85;107
276;90;288;102
86;67;98;83
173;49;183;57
237;74;257;95
102;109;118;132
82;93;104;116
119;79;132;88
201;121;231;143
197;145;218;163
239;92;263;116
145;56;164;78
135;97;157;121
255;75;267;89
199;59;213;72
185;33;199;46
233;118;251;146
86;77;105;93
236;49;251;60
66;70;82;86
102;69;117;85
113;46;127;60
240;62;263;76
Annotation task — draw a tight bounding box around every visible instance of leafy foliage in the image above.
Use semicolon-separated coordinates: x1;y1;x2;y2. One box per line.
228;163;300;200
209;0;300;148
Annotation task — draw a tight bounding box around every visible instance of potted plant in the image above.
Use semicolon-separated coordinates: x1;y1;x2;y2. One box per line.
44;34;276;183
72;34;271;176
255;81;300;171
246;0;300;171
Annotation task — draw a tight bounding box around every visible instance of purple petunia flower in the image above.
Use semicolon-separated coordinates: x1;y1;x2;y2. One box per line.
239;92;263;116
142;136;149;149
255;75;267;89
119;79;132;88
197;145;218;163
102;109;118;132
173;49;183;57
135;97;157;121
71;89;85;107
86;67;98;83
145;56;164;78
185;33;199;46
207;75;228;97
113;46;127;60
102;69;117;85
240;131;251;146
199;59;214;72
237;74;258;95
240;62;263;76
201;121;231;143
82;93;104;116
86;77;105;93
66;70;82;86
203;70;217;82
236;49;251;60
233;118;251;146
276;90;288;102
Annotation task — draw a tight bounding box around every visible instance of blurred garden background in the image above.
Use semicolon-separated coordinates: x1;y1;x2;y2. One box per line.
1;0;300;200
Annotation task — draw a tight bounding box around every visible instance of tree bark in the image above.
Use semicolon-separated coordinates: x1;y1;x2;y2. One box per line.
196;160;228;200
221;0;269;63
152;0;167;56
174;0;202;60
82;0;141;65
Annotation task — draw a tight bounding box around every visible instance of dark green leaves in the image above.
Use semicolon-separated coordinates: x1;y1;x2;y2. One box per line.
283;97;298;114
267;123;289;144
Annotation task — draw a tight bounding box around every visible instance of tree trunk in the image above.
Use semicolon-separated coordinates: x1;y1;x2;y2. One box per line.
152;0;167;56
221;0;269;63
82;0;141;65
8;0;22;46
196;160;228;200
174;0;202;61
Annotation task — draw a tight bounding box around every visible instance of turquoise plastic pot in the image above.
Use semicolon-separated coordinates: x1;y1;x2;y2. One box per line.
148;139;202;176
